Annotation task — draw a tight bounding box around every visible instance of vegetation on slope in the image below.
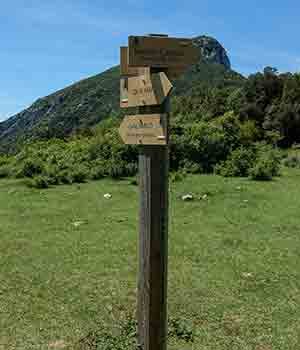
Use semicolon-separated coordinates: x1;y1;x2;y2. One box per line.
0;66;121;152
2;68;300;186
0;35;237;152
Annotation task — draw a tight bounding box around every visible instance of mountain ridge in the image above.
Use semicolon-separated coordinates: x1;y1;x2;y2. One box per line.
0;35;243;152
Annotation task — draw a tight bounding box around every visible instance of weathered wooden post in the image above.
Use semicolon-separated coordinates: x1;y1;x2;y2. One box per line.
119;35;199;350
137;68;170;350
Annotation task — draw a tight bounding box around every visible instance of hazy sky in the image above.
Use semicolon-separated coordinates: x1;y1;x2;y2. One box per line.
1;0;300;120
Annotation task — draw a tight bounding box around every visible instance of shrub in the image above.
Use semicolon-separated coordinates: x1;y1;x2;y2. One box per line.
249;159;278;180
239;120;262;145
106;160;125;179
124;162;138;177
90;166;105;180
69;166;88;183
56;170;72;184
0;155;10;167
182;160;203;174
16;158;44;178
283;154;300;168
27;176;49;189
170;170;187;183
0;165;11;179
215;146;256;177
249;145;281;180
175;121;231;173
43;164;60;185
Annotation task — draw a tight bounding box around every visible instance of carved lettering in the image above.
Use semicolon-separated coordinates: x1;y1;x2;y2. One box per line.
119;114;168;145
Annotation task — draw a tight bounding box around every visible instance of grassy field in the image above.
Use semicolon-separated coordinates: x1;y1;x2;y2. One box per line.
1;169;300;349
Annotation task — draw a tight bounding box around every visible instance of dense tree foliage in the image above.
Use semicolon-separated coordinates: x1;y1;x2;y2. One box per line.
1;67;299;186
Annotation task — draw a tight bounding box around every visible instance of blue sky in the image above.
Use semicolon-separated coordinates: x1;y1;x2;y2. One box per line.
1;0;300;121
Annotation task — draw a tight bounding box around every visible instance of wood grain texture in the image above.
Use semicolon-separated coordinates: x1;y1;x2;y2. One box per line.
124;72;173;108
120;46;150;76
119;114;167;145
128;36;199;68
137;69;170;350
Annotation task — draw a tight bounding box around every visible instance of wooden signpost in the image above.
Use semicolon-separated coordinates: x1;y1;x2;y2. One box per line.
120;47;151;108
119;34;199;350
120;46;150;77
128;35;199;69
119;114;167;145
122;72;173;108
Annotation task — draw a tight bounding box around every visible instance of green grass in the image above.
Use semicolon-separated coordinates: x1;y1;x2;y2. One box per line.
1;169;300;349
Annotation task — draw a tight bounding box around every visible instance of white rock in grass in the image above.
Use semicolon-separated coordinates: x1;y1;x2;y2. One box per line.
48;340;67;349
104;193;112;199
182;194;194;201
202;194;208;200
242;272;254;279
72;221;86;227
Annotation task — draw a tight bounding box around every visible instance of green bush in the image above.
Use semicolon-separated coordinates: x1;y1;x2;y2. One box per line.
249;145;281;180
1;105;286;187
27;176;50;189
56;170;72;184
124;162;138;177
69;166;88;183
90;166;105;180
0;165;11;179
171;121;231;173
283;154;300;168
182;160;203;174
216;143;281;180
170;170;187;183
249;160;278;180
16;158;44;178
0;155;10;167
215;146;256;177
106;160;125;179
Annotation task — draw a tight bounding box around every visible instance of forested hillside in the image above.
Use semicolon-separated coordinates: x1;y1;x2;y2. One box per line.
0;35;237;152
0;67;299;188
1;33;300;188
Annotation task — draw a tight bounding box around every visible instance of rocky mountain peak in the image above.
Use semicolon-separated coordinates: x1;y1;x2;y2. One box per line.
193;35;231;70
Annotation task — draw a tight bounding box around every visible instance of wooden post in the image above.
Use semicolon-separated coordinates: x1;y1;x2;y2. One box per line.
120;33;199;350
137;67;170;350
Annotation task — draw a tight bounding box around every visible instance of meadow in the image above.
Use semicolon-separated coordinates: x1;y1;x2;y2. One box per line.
1;168;300;349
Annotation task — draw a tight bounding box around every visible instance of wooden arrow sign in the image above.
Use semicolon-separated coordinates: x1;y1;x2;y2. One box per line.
128;36;200;68
119;114;167;145
121;72;173;108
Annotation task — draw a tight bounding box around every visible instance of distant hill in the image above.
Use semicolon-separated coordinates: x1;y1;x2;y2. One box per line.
0;36;244;152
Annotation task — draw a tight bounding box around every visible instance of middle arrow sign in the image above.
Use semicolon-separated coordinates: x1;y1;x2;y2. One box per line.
119;114;167;145
121;72;173;108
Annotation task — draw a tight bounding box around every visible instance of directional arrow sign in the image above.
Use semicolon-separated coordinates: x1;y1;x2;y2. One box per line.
119;114;167;145
128;36;200;68
122;72;173;108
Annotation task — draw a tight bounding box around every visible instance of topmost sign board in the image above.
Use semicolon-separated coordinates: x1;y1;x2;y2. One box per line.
120;47;150;77
128;36;200;68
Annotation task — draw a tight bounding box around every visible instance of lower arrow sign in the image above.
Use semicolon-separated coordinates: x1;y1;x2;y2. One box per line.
119;114;167;145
